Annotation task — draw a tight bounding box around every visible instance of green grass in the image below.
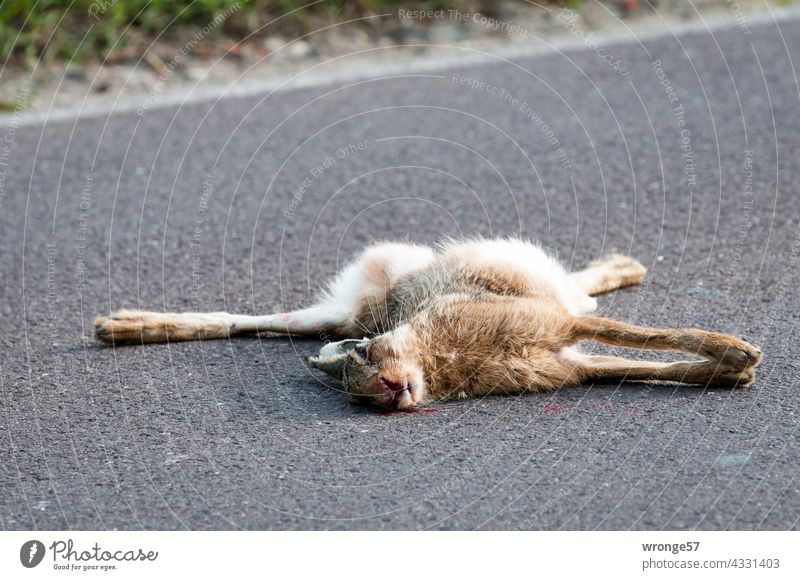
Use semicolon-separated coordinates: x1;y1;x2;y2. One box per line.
0;0;477;67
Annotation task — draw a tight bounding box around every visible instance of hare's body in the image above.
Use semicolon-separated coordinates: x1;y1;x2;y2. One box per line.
95;238;761;410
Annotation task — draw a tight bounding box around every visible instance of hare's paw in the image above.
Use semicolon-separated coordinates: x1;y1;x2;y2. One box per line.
698;333;762;372
589;254;647;285
94;311;151;343
706;364;756;388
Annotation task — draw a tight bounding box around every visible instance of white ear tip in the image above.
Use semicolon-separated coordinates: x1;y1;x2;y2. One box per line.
318;339;360;358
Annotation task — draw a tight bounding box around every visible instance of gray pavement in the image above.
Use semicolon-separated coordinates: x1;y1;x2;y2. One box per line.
1;14;799;530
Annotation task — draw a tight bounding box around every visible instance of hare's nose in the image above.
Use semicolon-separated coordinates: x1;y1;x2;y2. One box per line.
380;376;408;393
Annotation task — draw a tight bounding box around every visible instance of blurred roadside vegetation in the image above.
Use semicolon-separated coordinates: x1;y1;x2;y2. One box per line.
0;0;579;67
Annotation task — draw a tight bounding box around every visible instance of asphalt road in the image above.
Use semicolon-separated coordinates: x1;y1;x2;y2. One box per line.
2;14;799;531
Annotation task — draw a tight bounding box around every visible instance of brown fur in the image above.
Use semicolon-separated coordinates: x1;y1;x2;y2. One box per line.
332;256;760;408
95;243;762;410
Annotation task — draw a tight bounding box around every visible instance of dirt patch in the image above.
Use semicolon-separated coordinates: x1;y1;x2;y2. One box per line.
0;0;785;117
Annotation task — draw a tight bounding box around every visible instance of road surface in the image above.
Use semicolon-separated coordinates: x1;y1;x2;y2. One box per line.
1;13;799;530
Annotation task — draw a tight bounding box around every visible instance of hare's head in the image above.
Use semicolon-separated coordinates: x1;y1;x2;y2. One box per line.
306;326;426;410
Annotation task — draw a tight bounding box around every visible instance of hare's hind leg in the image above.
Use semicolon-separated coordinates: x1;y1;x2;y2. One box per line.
94;305;354;344
570;254;647;296
95;241;435;345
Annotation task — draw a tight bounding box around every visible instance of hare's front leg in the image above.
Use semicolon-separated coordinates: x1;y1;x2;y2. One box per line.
575;355;756;388
569;316;761;375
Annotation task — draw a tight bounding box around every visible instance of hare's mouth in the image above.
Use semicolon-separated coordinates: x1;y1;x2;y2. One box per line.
381;379;419;410
386;387;411;410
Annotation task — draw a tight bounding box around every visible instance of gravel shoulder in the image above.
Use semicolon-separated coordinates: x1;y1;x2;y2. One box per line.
0;0;787;120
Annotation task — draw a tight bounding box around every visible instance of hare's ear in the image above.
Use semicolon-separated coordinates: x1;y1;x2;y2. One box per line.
305;339;361;380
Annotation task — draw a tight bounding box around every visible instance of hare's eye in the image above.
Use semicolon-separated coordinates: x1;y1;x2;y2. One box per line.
354;343;369;361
